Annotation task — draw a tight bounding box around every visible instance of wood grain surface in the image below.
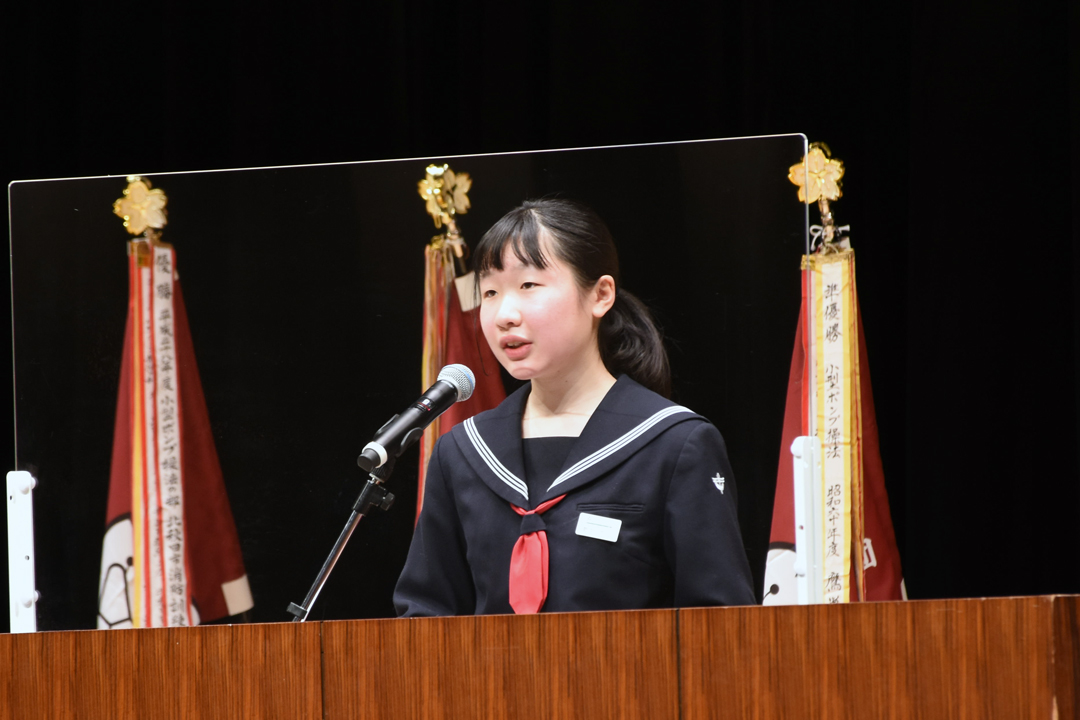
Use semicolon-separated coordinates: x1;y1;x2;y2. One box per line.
678;596;1078;720
1054;595;1080;719
0;621;321;720
2;597;1077;719
321;609;680;720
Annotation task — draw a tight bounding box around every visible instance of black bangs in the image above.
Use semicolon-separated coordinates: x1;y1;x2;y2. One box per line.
473;206;551;276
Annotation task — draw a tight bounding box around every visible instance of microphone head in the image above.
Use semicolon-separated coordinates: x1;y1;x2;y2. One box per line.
438;364;476;402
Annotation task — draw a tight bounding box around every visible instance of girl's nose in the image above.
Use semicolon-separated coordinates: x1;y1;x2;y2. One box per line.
494;296;521;329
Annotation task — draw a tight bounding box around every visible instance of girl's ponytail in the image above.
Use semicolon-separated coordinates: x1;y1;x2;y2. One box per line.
598;289;671;397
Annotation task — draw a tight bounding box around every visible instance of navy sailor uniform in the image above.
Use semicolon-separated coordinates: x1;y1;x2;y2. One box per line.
394;375;756;616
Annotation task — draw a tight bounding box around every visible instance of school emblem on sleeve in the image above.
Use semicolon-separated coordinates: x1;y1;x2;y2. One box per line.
712;474;725;494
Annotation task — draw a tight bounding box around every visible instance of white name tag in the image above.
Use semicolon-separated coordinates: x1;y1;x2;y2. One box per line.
575;513;622;543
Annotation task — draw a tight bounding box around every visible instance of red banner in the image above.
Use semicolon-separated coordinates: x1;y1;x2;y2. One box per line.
764;253;903;603
417;267;505;520
97;241;252;628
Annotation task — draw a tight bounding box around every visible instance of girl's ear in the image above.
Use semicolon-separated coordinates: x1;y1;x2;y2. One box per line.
591;275;616;318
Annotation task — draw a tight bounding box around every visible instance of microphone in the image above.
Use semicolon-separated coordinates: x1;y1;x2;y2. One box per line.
357;364;475;473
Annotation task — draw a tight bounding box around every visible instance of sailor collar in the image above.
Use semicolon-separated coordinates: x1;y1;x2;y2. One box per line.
450;375;701;507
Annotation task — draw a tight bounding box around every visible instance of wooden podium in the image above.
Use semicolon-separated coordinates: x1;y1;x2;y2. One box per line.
2;596;1077;719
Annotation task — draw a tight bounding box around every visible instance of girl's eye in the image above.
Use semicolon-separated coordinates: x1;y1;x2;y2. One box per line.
482;289;497;299
521;282;537;290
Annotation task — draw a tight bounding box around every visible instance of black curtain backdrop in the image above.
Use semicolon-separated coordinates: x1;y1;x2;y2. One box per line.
2;0;1078;632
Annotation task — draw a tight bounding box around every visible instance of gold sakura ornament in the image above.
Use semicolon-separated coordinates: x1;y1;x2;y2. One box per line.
789;143;849;250
788;144;844;204
417;164;472;267
113;176;168;236
417;164;471;230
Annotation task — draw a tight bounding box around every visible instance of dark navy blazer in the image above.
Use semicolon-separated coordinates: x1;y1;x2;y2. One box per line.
394;375;756;616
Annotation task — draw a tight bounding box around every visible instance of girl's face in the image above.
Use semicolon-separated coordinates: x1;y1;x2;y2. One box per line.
479;241;610;384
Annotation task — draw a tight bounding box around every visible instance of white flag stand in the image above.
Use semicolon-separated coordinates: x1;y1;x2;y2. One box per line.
7;471;39;633
791;437;824;604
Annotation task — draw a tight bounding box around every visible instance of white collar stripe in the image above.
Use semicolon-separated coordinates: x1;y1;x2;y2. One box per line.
463;418;529;498
555;405;691;481
548;406;693;490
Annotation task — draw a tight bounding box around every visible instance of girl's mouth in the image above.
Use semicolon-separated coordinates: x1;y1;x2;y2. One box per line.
501;338;532;359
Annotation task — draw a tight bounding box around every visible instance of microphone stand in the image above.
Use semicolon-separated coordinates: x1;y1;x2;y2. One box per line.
286;457;398;622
